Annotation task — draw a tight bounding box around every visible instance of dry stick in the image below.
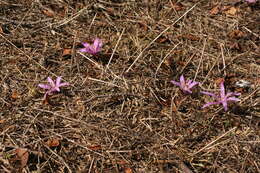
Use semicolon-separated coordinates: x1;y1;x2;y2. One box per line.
78;52;104;70
125;3;198;72
240;87;260;104
56;7;89;28
243;26;260;39
12;4;34;31
31;5;90;33
0;16;52;25
0;33;57;78
189;45;248;75
44;145;72;173
87;77;124;89
193;38;206;81
154;42;181;79
106;28;125;69
34;108;130;138
179;52;196;75
88;158;95;173
51;132;105;158
193;127;237;156
220;43;226;76
70;31;78;73
88;13;97;33
201;58;218;85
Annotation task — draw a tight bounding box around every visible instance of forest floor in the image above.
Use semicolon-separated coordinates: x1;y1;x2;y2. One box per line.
0;0;259;172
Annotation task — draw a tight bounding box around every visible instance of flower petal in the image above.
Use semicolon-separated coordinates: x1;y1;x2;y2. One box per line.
38;84;51;90
221;100;228;111
79;48;87;53
171;80;181;87
82;42;90;48
58;82;69;87
220;82;225;99
47;77;55;87
93;38;102;50
53;87;60;92
184;89;192;94
56;76;62;86
180;75;185;86
227;97;240;102
188;81;199;88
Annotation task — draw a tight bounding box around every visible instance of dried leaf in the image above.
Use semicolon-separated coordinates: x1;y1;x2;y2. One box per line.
88;145;102;151
62;48;72;57
45;138;60;147
171;2;185;11
138;21;148;32
224;6;238;16
178;34;200;41
215;78;224;85
157;35;170;43
210;6;220;15
11;90;20;99
15;148;29;168
229;30;246;39
42;8;55;17
228;42;241;51
0;119;5;123
124;167;133;173
112;160;128;165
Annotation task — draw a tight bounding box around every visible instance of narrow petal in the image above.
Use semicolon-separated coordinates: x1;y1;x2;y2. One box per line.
201;91;217;98
202;101;220;108
184;89;192;94
221;100;228;111
79;48;87;53
56;76;62;86
226;92;241;97
220;82;225;99
38;84;51;90
88;46;97;55
82;42;90;48
93;38;102;50
47;77;55;87
53;87;60;92
58;82;69;87
227;97;240;102
188;81;199;88
82;46;96;55
180;75;185;86
171;80;181;87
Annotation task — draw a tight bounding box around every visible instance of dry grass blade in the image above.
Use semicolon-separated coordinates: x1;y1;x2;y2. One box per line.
125;3;198;72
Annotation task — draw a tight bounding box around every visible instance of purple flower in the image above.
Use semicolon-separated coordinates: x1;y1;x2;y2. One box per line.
201;82;240;111
38;76;69;100
80;38;102;55
171;75;199;94
245;0;257;3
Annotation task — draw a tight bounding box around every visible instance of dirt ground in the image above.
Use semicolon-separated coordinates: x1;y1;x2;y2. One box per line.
0;0;259;172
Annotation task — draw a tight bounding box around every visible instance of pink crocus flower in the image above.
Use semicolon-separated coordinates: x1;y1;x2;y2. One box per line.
80;38;102;55
171;75;199;94
38;76;69;100
245;0;257;3
201;82;240;111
